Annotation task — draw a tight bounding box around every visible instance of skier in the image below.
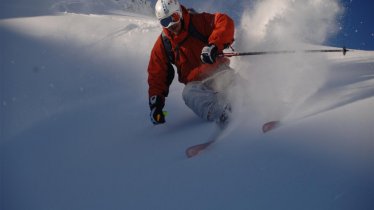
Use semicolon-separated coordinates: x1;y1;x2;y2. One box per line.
148;0;235;126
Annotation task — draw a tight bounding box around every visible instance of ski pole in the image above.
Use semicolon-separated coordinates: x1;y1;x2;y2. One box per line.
222;47;349;57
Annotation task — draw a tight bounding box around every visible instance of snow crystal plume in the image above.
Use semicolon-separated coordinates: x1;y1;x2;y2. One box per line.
238;0;343;49
232;0;344;123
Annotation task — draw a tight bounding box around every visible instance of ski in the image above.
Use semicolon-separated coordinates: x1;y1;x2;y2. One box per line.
185;140;215;158
262;120;281;133
185;121;228;158
186;120;281;158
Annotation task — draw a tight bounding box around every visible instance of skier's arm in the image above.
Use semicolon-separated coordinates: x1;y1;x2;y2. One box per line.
147;36;173;99
199;12;234;64
206;13;235;51
147;36;174;124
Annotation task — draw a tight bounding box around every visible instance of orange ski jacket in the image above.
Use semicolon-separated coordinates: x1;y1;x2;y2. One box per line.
147;6;235;98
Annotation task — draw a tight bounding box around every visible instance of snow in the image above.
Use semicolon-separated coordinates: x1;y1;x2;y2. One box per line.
1;0;374;210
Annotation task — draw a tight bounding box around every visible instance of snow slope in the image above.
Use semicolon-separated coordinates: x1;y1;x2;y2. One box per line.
1;1;374;210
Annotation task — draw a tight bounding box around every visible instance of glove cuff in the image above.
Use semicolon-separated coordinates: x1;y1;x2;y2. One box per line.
149;95;165;110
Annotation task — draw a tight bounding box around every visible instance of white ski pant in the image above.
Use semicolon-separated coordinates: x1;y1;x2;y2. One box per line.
182;69;236;121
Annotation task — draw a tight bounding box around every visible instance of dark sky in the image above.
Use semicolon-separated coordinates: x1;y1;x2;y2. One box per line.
329;0;374;50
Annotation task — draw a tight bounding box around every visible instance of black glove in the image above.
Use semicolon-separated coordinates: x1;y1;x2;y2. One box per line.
149;95;165;125
201;44;218;64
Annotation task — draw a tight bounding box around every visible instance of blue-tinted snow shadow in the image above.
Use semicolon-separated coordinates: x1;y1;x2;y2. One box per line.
0;24;147;137
1;97;153;209
0;24;154;209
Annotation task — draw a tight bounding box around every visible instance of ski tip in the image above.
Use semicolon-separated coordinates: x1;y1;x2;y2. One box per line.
185;141;214;158
262;121;281;133
186;148;201;158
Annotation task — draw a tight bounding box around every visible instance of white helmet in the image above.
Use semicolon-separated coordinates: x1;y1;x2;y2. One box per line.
155;0;182;20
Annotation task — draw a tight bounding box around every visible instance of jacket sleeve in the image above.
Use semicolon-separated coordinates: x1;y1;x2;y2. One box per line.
205;13;235;51
147;36;175;99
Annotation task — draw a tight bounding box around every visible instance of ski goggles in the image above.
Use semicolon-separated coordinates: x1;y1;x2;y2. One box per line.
160;12;181;28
